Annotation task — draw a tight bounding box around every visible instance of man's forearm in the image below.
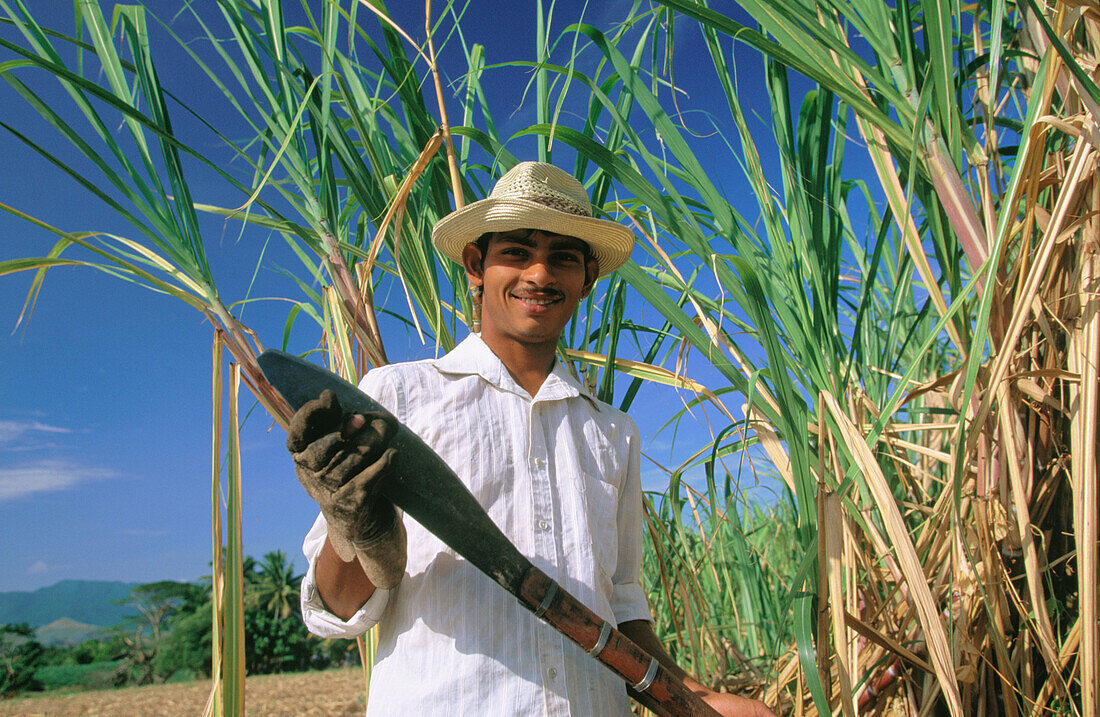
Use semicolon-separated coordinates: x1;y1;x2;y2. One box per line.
314;535;377;620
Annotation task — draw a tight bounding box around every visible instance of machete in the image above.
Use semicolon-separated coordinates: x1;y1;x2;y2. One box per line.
257;349;720;717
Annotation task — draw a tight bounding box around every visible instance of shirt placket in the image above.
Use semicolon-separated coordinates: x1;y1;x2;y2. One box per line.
528;398;568;715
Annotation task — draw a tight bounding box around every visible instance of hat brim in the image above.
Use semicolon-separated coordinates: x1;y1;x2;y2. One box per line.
432;197;634;278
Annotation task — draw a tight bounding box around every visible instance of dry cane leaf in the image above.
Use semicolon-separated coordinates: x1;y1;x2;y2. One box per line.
821;391;964;717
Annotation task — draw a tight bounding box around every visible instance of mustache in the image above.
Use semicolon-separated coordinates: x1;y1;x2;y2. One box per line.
511;288;564;301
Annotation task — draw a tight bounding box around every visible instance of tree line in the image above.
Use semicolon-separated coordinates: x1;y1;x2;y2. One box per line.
1;550;352;696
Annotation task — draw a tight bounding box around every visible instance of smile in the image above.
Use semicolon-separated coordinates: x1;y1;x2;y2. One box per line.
511;293;562;309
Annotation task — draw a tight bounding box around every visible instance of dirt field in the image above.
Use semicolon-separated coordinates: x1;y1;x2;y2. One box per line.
2;666;367;716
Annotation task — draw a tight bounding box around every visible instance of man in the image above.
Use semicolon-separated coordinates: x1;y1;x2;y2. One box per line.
288;162;773;715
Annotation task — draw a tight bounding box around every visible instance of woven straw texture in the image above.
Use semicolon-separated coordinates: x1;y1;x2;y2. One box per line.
432;162;634;277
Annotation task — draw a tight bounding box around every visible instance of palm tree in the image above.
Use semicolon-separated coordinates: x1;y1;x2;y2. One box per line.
249;551;302;621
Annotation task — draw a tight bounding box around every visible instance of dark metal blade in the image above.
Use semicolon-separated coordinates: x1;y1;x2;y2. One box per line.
257;349;532;594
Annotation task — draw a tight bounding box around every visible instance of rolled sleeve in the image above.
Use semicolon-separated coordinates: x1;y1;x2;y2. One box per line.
299;513;390;638
609;418;653;625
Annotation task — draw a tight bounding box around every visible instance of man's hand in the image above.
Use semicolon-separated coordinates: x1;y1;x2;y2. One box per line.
287;389;406;588
618;620;776;717
694;686;776;717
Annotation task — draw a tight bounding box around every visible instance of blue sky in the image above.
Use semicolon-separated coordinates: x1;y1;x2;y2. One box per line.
0;1;783;592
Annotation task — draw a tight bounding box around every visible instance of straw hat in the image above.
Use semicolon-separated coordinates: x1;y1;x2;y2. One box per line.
432;162;634;277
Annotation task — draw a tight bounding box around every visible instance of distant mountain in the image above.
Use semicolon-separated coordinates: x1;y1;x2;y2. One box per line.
35;617;105;646
0;580;140;628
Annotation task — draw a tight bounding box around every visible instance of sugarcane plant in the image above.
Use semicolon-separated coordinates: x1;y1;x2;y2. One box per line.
582;0;1098;713
1;0;1097;715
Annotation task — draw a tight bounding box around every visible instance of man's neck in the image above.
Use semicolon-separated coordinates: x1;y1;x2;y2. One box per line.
477;331;557;398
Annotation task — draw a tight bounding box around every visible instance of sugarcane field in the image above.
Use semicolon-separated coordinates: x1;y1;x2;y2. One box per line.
1;0;1096;715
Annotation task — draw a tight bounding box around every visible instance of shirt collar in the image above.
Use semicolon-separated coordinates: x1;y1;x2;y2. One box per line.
435;333;601;410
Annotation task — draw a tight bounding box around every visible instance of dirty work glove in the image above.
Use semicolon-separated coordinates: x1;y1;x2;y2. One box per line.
286;389;407;588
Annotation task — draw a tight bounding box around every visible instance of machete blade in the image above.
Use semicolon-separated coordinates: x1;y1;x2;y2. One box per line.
257;349;532;594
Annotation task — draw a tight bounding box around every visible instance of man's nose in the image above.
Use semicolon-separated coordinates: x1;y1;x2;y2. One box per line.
521;256;553;284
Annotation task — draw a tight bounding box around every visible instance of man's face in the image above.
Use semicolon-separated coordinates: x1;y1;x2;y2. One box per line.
462;229;598;350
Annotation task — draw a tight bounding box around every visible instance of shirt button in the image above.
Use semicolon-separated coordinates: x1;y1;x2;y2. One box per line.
534;457;543;468
538;519;550;532
548;667;558;679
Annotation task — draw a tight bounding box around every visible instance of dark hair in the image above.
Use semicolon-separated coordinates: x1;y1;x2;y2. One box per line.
473;232;494;266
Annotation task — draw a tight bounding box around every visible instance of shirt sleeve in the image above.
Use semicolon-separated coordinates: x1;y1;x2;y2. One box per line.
610;416;652;625
299;513;391;638
359;366;404;418
298;367;405;638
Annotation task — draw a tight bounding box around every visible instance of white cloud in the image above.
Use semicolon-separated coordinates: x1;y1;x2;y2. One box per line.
0;460;116;502
26;561;48;575
0;420;72;447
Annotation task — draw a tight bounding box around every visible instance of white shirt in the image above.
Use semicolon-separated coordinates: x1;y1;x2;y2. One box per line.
300;334;650;715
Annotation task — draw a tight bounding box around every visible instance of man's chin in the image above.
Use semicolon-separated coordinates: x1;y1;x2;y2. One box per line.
504;310;566;332
487;325;562;346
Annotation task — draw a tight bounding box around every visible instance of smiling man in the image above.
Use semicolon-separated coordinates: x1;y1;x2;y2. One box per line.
461;228;597;395
287;162;772;716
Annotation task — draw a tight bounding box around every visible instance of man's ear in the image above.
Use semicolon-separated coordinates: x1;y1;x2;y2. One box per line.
579;257;600;299
462;243;485;288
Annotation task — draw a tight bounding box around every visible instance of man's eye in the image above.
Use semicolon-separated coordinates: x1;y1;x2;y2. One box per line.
553;253;581;263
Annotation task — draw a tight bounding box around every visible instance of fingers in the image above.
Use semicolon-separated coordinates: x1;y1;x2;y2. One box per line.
286;389;343;452
332;447;396;505
333;414;395;467
293;432;347;475
327;448;396;539
341;413;366;439
293;412;397;489
348;414;396;447
318;438;387;487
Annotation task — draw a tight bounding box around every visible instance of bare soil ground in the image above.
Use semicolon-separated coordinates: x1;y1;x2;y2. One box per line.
2;666;367;716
